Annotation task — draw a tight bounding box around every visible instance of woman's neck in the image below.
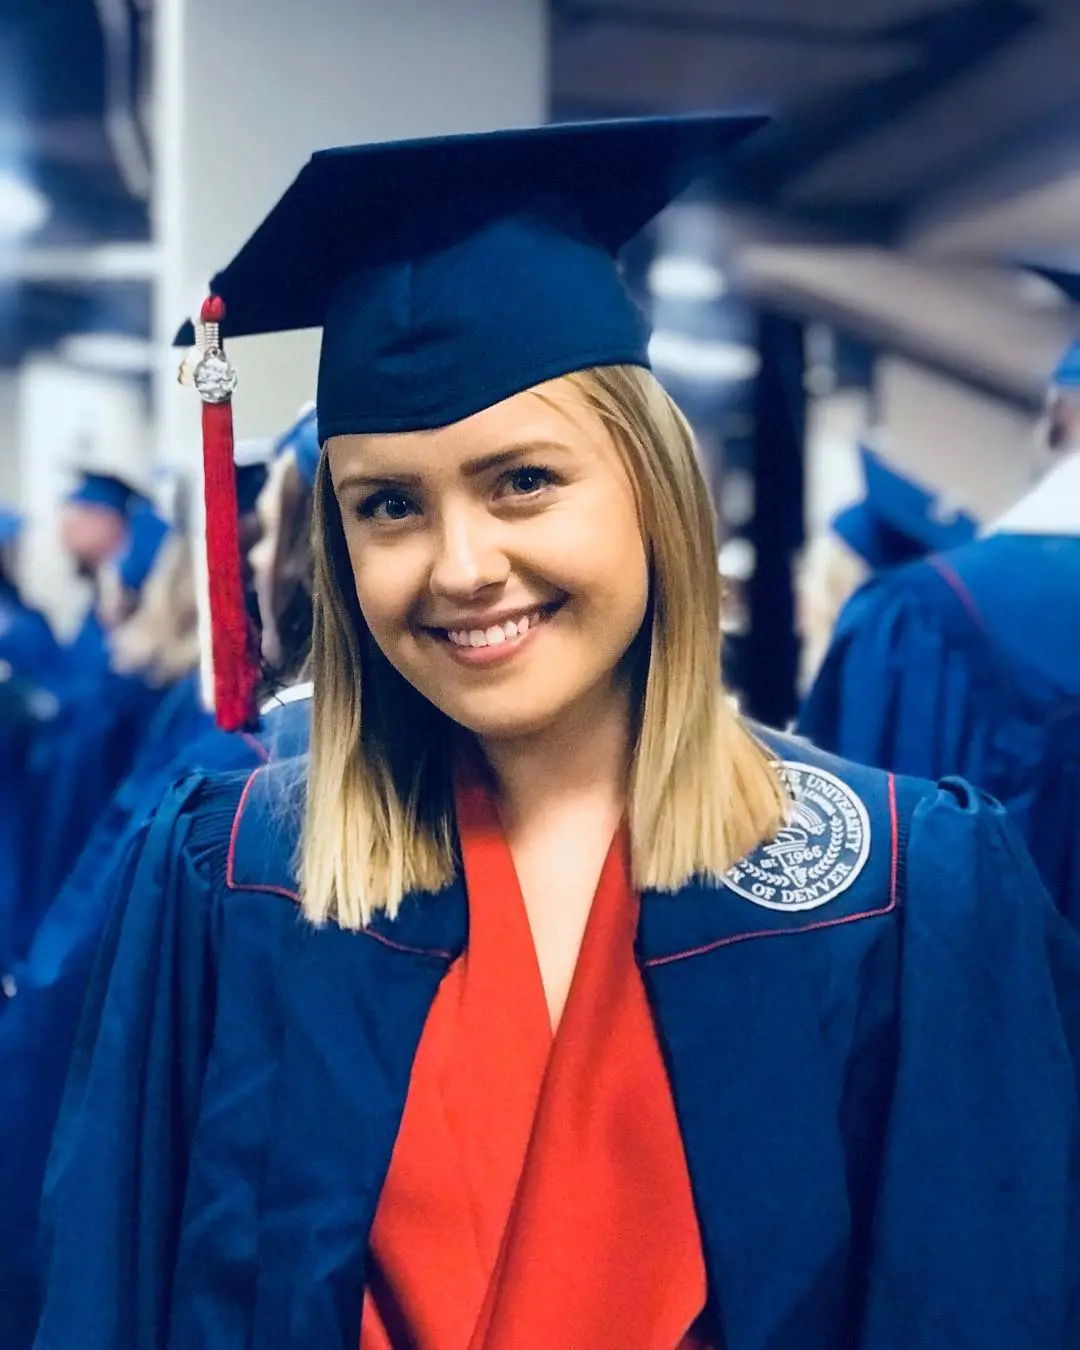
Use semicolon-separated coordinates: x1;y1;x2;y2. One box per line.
478;680;634;841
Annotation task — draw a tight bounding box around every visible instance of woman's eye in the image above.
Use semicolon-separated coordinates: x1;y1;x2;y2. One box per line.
358;491;417;523
502;465;555;498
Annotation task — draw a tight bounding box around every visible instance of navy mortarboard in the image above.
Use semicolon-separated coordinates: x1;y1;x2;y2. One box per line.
177;114;765;728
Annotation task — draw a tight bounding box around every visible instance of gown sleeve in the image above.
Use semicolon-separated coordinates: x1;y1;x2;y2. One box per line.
32;773;240;1350
861;779;1080;1348
798;573;1004;788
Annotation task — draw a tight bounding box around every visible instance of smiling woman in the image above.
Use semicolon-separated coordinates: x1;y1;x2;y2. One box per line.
308;361;779;929
33;116;1080;1350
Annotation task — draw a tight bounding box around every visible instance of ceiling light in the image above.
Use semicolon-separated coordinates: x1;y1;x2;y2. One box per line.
0;172;49;238
649;331;761;383
718;537;756;583
647;255;727;302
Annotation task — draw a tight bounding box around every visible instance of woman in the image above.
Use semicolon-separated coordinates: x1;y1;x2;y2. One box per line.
35;117;1080;1350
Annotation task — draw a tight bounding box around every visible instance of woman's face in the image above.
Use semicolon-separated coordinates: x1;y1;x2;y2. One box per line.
328;379;650;744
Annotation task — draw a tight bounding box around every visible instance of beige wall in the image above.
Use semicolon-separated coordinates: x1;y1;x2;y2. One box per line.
876;357;1039;520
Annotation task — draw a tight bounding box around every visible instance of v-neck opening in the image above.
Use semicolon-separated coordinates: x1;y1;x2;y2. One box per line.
453;766;626;1038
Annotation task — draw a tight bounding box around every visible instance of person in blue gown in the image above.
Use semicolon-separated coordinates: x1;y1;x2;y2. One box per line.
55;472;146;685
33;118;1080;1349
795;444;978;693
800;352;1080;921
0;508;63;683
0;431;317;1350
0;509;64;992
18;504;179;935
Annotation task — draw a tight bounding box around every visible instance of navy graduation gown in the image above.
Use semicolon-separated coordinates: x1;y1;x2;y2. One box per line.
34;735;1080;1350
0;687;273;1350
18;667;169;941
800;533;1080;922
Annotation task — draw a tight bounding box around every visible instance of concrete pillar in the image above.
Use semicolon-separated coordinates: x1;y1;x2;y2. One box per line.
153;0;549;469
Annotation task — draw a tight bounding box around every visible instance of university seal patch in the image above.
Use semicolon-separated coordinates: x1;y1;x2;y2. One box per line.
723;762;870;912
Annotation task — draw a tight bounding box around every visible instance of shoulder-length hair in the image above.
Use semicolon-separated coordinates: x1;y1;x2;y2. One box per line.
301;364;788;928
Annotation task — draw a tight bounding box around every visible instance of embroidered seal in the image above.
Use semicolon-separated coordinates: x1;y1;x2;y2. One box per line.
723;762;870;912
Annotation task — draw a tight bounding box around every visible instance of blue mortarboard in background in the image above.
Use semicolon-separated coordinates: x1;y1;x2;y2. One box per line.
831;445;978;569
233;439;274;516
65;472;142;516
1051;339;1080;389
274;404;319;489
115;502;170;593
175;115;766;441
0;507;23;546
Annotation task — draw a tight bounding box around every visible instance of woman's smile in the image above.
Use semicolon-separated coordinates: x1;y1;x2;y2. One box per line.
426;598;566;667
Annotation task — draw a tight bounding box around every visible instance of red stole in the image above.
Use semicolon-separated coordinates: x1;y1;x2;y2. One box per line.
361;776;713;1349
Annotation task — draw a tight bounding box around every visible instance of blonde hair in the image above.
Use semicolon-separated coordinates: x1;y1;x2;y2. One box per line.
302;364;788;928
109;533;200;686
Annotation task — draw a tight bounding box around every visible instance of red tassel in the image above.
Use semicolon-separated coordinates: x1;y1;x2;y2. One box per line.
194;296;259;731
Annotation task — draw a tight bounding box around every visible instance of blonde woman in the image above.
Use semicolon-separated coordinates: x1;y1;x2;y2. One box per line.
35;119;1080;1350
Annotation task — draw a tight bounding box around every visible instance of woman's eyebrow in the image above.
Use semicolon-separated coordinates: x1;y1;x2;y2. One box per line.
458;440;573;478
334;469;423;491
335;440;574;492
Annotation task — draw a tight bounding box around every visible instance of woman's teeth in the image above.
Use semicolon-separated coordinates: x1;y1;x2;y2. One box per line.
446;609;544;648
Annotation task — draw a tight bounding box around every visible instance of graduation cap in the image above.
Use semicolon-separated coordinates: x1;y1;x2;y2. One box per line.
115;501;171;594
64;471;142;516
178;114;766;728
274;403;320;490
0;507;23;547
831;445;978;570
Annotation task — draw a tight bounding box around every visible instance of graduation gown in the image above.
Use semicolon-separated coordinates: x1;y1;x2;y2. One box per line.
18;667;169;943
62;606;110;685
0;585;64;968
799;534;1080;921
33;732;1080;1350
0;686;277;1350
0;582;62;683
